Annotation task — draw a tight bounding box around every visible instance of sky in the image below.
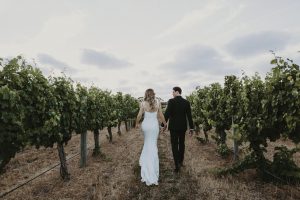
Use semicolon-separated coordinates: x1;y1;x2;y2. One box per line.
1;0;299;101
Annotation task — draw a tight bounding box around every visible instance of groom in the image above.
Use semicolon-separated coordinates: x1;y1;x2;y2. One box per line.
163;86;194;173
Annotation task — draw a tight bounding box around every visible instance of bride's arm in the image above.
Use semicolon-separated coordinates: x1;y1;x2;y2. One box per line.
158;103;167;127
135;102;144;128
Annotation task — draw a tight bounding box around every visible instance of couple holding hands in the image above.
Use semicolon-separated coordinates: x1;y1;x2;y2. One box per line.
135;86;194;186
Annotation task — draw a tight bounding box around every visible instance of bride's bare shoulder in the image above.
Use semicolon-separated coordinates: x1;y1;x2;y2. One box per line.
142;100;149;105
141;101;150;108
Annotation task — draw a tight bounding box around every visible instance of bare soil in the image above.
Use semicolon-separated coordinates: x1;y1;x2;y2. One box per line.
1;126;300;200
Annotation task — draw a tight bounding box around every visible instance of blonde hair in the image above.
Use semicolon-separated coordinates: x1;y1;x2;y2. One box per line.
144;88;156;110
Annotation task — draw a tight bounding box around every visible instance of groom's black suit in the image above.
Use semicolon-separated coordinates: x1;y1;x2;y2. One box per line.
164;96;194;170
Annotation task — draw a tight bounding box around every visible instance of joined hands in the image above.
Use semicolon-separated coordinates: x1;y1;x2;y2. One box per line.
160;122;168;134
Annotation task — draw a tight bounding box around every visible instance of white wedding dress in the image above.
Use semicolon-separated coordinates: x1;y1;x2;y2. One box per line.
139;102;160;186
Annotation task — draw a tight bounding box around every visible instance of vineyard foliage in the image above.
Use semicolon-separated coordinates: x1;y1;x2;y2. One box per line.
188;56;300;182
0;56;139;177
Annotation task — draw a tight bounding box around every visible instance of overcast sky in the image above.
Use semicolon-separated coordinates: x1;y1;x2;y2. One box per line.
1;0;299;100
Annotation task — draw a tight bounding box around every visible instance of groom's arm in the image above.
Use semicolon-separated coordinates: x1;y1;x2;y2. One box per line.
164;99;173;124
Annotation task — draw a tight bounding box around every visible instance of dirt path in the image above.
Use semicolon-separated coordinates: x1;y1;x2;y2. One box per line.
1;127;300;200
121;132;199;200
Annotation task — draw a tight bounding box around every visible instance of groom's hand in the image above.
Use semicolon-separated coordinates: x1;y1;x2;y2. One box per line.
159;127;164;134
163;123;168;132
160;122;167;133
162;126;167;133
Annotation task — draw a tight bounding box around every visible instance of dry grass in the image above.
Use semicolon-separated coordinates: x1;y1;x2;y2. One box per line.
0;126;300;200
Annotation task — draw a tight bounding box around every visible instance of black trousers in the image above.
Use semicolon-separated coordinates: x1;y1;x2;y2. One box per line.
170;130;186;168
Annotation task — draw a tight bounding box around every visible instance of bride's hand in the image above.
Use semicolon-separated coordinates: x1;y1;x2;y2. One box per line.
135;123;140;129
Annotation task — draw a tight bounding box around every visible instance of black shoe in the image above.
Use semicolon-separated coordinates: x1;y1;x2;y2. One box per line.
174;164;181;173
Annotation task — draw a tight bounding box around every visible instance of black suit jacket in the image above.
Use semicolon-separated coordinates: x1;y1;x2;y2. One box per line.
164;96;194;132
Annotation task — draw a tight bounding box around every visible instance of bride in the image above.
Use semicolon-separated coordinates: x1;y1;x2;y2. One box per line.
135;88;167;186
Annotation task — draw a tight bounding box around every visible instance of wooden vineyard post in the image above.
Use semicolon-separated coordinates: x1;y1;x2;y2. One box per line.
80;131;87;167
117;121;122;136
93;129;100;156
125;120;129;132
57;142;70;180
129;120;132;130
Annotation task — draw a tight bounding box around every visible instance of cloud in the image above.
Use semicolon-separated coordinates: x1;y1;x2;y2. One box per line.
114;86;138;95
37;53;76;74
226;31;291;58
155;3;220;39
162;44;238;76
81;49;131;69
119;79;129;85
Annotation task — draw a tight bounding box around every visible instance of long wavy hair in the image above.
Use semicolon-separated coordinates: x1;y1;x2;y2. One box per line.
144;88;156;110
